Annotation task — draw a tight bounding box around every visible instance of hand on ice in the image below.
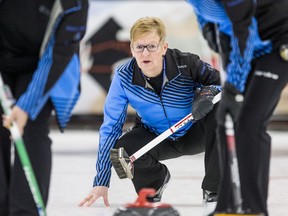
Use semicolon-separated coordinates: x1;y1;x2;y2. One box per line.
78;186;110;207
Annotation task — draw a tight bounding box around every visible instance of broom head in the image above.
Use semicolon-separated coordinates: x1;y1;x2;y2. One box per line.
110;147;134;179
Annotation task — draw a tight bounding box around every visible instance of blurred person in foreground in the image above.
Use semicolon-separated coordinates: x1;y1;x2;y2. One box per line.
187;0;288;215
79;16;222;215
0;0;88;215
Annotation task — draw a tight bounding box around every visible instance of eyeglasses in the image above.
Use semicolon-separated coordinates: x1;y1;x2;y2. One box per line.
131;44;160;53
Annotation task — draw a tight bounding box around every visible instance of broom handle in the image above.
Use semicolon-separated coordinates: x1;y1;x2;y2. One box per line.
225;113;243;213
130;92;222;162
0;74;47;216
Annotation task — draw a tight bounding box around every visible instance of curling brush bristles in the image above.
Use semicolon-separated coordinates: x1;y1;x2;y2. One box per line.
110;148;134;179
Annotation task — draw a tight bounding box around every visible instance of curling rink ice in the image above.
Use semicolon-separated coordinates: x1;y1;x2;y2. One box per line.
47;129;288;216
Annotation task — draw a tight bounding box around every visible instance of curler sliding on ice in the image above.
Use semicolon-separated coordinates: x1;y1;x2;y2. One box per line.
110;92;221;180
80;17;222;211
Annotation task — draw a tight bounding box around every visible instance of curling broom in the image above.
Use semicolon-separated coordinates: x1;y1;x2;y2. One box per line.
110;92;221;179
0;74;46;216
214;114;263;216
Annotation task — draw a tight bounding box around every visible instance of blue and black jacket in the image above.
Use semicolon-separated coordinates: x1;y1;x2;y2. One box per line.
187;0;288;92
0;0;88;130
94;48;221;187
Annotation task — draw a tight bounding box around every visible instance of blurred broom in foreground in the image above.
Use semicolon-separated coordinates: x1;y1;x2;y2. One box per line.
0;73;46;216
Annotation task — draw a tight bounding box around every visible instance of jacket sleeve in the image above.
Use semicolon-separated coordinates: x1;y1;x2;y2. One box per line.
93;71;129;187
221;0;256;92
16;0;88;130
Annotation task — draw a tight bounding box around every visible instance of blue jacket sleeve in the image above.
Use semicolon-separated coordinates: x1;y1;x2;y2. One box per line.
93;71;129;187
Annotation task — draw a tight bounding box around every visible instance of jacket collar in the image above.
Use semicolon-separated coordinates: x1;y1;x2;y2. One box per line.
132;48;181;87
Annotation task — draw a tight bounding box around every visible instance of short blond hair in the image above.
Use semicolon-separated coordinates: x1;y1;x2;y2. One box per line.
130;17;166;43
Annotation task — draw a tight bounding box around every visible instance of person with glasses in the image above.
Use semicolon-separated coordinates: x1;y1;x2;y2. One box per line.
79;16;221;215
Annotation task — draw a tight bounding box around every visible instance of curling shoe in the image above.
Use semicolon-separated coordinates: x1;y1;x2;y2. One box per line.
147;168;171;202
203;190;218;216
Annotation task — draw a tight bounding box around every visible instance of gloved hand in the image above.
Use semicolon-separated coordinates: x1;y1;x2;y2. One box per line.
202;22;219;53
216;82;244;126
192;86;219;120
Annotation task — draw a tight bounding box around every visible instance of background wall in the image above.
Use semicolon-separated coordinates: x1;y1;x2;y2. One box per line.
69;0;288;126
73;0;218;115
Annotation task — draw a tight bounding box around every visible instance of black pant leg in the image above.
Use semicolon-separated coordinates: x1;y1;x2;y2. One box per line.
0;71;53;216
115;127;170;193
237;51;288;215
216;50;288;215
201;104;221;192
0;120;12;216
0;73;18;215
115;108;219;195
215;124;236;212
179;105;220;192
9;101;53;216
